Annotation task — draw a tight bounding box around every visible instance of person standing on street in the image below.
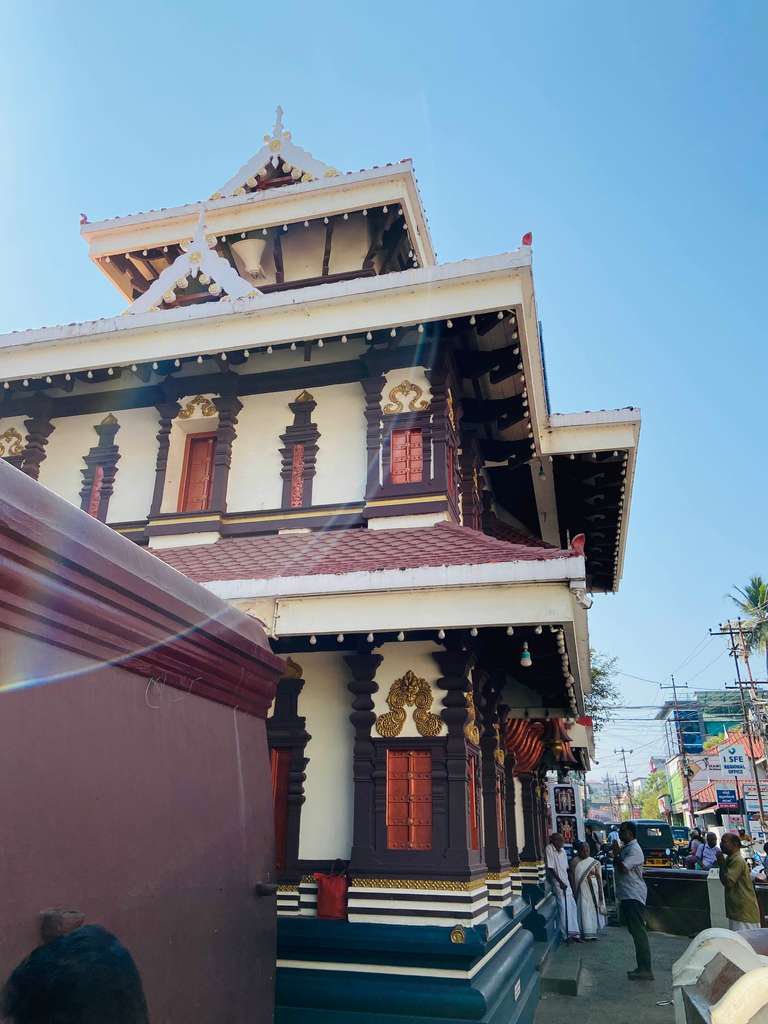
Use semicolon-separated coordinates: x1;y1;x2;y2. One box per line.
545;833;581;942
612;821;653;981
698;833;720;870
716;833;762;931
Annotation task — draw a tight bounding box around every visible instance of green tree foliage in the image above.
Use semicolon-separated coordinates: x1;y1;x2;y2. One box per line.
638;771;669;820
703;732;726;750
729;575;768;673
585;650;620;734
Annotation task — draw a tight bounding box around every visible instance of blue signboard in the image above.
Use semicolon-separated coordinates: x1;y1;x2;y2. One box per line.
716;787;740;811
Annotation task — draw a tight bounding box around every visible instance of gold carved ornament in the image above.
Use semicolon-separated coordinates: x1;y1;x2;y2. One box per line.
464;687;480;745
294;390;314;403
494;722;506;765
374;670;443;737
0;427;24;457
178;395;217;419
382;381;430;415
450;925;466;944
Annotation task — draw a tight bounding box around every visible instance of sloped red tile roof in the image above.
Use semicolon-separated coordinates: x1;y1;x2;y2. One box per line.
154;521;571;584
482;514;559;549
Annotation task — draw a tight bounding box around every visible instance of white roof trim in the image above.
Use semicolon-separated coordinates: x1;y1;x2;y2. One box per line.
549;409;641;428
199;553;586;602
126;209;257;315
81;163;416;236
214;107;340;198
0;249;531;353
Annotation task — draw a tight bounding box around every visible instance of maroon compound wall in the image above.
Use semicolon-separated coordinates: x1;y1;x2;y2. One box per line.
0;461;284;1023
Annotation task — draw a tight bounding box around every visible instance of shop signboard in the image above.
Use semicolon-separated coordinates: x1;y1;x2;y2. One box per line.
721;744;748;778
716;787;740;811
743;784;766;814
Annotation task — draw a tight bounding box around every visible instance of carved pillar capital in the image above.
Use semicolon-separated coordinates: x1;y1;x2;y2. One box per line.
210;394;242;513
149;401;181;516
21;403;55;481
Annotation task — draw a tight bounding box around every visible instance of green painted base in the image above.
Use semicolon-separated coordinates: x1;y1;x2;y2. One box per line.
276;899;539;1024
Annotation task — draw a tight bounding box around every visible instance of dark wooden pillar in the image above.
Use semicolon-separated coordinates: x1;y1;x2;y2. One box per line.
478;672;510;874
149;401;181;516
433;646;481;873
500;706;520;869
361;375;385;501
79;414;121;521
210;394;242;513
345;650;383;870
20;402;55;481
267;659;311;882
519;773;541;862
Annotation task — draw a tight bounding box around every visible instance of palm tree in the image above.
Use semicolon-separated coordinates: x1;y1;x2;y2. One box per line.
729;575;768;676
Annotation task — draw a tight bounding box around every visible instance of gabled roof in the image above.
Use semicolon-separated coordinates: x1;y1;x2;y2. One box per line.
126;209;258;314
213;106;340;199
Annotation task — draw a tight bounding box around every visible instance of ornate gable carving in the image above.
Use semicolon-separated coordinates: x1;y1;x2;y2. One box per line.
125;209;258;315
214;107;340;199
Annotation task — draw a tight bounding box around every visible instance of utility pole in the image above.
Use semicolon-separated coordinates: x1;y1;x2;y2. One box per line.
710;620;768;838
615;747;635;817
660;675;696;827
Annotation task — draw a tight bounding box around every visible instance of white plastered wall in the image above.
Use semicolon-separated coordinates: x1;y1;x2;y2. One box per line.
296;652;355;861
108;407;161;522
227;382;365;513
36;408;159;522
371;641;445;739
160;395;219;514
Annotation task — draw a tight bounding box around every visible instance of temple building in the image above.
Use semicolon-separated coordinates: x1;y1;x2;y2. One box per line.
0;108;640;1024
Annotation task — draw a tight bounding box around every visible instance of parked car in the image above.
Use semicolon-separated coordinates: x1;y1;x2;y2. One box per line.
626;819;676;868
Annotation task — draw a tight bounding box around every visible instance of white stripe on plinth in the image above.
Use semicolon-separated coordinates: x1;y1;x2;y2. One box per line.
278;923;521;980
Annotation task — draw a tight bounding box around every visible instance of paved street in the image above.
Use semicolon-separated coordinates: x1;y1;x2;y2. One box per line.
535;928;689;1024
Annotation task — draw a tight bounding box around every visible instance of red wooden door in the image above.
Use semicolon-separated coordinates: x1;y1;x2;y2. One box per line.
386;749;432;850
270;748;291;872
178;434;215;512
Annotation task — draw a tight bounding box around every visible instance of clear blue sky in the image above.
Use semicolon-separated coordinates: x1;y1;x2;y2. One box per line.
1;2;766;782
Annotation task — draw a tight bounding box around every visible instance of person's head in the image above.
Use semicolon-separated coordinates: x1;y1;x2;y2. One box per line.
721;833;740;857
550;832;564;851
585;824;593;836
2;925;148;1024
692;828;701;840
575;841;589;859
706;832;718;848
763;842;768;855
738;828;747;839
618;821;636;844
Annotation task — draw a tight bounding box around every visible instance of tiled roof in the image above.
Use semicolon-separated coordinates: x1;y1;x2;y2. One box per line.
482;513;558;549
154;521;571;584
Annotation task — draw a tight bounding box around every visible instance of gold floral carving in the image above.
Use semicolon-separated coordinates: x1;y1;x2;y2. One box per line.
382;380;430;415
0;427;24;457
450;926;466;944
464;688;480;745
350;877;485;892
446;388;456;430
284;657;303;679
374;669;443;738
178;395;217;419
494;722;506;765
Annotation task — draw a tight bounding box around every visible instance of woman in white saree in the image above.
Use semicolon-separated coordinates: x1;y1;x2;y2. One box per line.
571;841;606;940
